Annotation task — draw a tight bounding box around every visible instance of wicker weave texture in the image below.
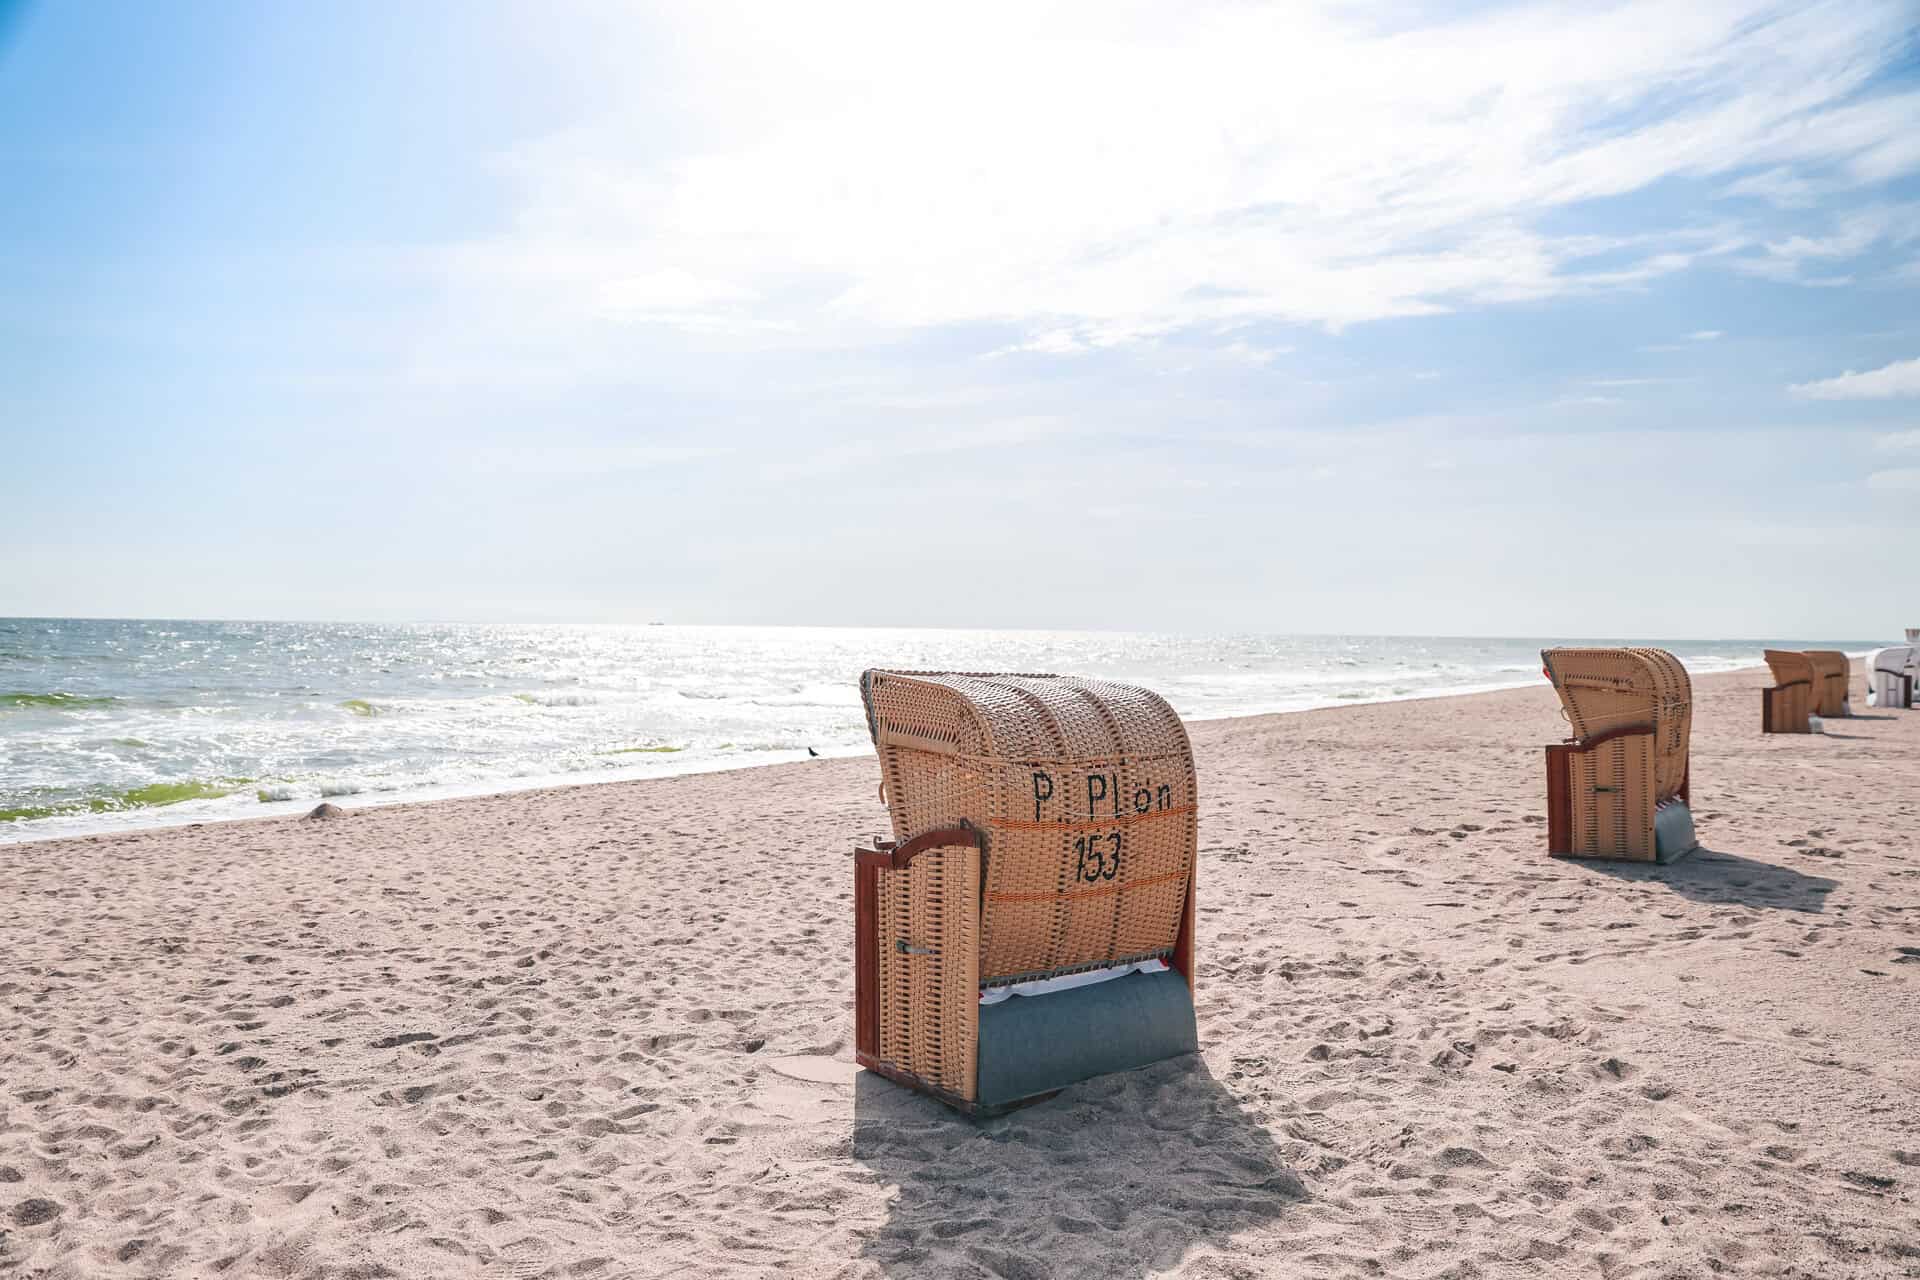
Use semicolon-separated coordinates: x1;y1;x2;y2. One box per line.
1762;650;1817;733
1806;650;1850;717
1541;648;1691;803
862;670;1198;985
874;844;980;1099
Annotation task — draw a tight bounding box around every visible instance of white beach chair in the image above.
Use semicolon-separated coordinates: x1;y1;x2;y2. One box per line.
1867;646;1915;709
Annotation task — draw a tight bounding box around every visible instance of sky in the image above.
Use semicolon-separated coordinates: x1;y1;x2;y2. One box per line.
1;0;1917;638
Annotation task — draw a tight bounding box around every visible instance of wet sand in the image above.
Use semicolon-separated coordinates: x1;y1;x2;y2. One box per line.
3;661;1916;1278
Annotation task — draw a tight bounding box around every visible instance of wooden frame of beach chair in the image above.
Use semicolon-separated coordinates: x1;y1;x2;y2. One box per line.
1868;646;1914;709
1761;650;1817;734
1806;650;1851;719
1540;648;1697;862
853;670;1198;1116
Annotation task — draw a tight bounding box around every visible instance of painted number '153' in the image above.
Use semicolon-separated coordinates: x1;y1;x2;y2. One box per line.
1073;832;1122;883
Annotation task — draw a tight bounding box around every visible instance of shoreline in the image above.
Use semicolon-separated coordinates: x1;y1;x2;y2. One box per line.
0;658;1802;849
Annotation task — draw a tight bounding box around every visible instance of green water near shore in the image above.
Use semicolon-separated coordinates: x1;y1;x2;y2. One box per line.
0;777;254;823
1;691;117;710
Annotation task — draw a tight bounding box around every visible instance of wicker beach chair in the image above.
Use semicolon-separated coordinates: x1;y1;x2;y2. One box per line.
1806;650;1852;719
1761;650;1819;734
1540;648;1698;862
1867;645;1915;709
852;670;1198;1115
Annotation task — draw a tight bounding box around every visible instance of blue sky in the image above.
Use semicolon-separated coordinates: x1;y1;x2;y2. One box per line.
2;0;1917;637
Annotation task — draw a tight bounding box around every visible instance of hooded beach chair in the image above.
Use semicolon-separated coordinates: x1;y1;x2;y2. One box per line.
1540;648;1698;862
852;670;1198;1115
1868;646;1915;709
1761;650;1819;734
1806;650;1851;719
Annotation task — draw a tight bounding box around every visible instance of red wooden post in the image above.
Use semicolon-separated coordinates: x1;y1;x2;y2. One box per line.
853;853;879;1059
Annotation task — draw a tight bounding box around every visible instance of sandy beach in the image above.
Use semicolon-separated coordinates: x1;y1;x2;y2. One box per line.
2;660;1915;1279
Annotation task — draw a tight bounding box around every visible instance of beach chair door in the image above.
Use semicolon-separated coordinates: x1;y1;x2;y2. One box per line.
1567;734;1657;860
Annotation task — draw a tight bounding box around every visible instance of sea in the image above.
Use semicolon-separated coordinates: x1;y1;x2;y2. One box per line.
0;619;1886;845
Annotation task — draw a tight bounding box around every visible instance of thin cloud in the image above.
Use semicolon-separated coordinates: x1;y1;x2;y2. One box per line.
1731;201;1920;285
991;330;1087;358
770;416;1085;479
438;0;1919;348
1791;356;1920;399
1866;468;1920;491
1687;330;1723;341
1724;167;1821;207
1875;429;1920;451
468;445;735;475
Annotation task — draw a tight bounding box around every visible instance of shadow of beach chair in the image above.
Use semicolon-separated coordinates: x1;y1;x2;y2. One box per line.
852;670;1198;1116
1761;650;1818;734
852;1054;1304;1278
1540;647;1698;863
1806;649;1852;719
1867;645;1914;710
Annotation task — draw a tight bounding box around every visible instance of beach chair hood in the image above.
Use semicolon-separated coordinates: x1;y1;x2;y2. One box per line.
859;670;1197;982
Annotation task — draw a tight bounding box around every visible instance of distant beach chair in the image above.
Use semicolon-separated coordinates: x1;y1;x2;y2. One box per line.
1761;650;1819;734
1806;650;1852;719
1540;647;1698;862
1867;645;1915;709
852;670;1198;1115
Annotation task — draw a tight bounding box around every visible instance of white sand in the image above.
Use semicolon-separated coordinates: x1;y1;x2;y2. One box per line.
2;662;1916;1278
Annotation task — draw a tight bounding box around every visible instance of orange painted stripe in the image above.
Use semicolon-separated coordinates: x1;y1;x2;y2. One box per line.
889;743;1193;769
987;804;1196;834
986;869;1187;905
